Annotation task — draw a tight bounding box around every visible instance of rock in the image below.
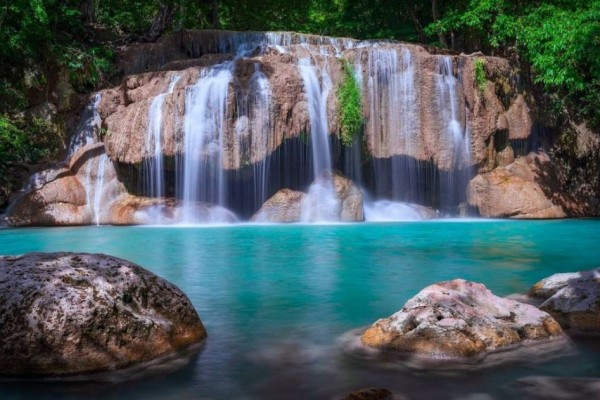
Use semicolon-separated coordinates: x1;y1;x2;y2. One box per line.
361;279;564;360
505;94;533;140
529;268;600;299
253;173;363;223
110;195;238;225
364;200;438;221
339;388;397;400
0;252;206;377
5;144;127;227
252;189;306;223
332;173;364;222
467;152;568;218
529;268;600;336
514;376;600;400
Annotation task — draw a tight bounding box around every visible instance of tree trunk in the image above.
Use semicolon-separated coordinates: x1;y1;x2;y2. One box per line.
431;0;448;48
406;6;425;43
211;0;220;29
84;0;96;24
147;2;175;41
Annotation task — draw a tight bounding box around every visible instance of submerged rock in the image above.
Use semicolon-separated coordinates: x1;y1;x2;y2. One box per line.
514;376;600;400
361;279;564;360
252;189;306;223
338;387;397;400
110;195;238;225
529;268;600;336
0;252;206;377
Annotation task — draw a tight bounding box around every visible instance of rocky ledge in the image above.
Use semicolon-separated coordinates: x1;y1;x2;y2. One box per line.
361;279;564;361
529;267;600;336
0;252;206;378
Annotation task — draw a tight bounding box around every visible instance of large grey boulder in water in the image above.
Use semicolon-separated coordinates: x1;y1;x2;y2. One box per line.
0;252;206;377
529;268;600;336
360;279;564;362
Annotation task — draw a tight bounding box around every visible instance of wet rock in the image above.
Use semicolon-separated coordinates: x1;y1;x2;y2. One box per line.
514;376;600;400
111;195;238;225
0;252;206;377
467;152;568;218
332;172;364;222
361;279;564;360
530;268;600;336
5;144;127;227
252;189;306;223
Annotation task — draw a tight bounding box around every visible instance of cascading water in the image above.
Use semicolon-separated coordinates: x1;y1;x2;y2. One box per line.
144;74;181;198
367;47;420;199
180;64;232;222
82;153;108;225
68;93;102;156
297;57;339;222
436;56;471;210
244;64;272;209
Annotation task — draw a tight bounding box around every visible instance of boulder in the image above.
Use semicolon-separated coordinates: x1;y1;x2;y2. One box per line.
467;152;567;218
110;195;238;225
529;268;600;336
252;189;306;223
361;279;564;360
0;252;206;377
332;172;364;222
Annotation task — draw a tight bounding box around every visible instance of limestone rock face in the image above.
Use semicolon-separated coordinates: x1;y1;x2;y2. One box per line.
5;144;127;227
251;189;306;223
0;252;206;377
530;268;600;336
361;279;563;360
467;152;568;218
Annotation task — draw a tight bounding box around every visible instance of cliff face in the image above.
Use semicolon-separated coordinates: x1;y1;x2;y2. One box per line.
4;30;594;225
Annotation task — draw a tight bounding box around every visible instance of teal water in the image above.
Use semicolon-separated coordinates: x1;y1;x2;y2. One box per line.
1;220;600;399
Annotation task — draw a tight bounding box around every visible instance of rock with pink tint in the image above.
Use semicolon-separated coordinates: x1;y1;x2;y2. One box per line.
361;279;564;360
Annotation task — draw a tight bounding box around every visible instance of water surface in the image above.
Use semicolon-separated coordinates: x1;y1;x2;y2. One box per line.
1;220;599;399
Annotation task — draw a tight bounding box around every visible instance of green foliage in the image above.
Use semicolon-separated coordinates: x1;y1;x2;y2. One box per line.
337;60;363;146
0;115;60;166
474;58;486;92
426;0;600;129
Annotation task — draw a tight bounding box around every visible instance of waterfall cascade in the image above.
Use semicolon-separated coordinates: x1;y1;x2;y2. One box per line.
144;74;181;198
68;93;102;156
8;30;513;227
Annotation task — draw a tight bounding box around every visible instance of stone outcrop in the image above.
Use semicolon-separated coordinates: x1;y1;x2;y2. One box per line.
529;268;600;336
4;144;126;227
110;195;238;225
467;152;570;218
332;172;364;221
95;31;527;175
254;173;363;223
361;279;564;360
252;189;306;223
0;252;206;377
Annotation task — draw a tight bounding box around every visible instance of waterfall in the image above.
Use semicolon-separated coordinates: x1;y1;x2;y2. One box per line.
436;56;471;210
247;64;272;209
68;93;102;156
144;74;181;198
297;57;339;222
367;47;421;202
180;64;233;222
93;154;108;225
82;153;108;225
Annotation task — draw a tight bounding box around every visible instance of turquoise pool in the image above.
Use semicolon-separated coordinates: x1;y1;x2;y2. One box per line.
1;220;599;399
